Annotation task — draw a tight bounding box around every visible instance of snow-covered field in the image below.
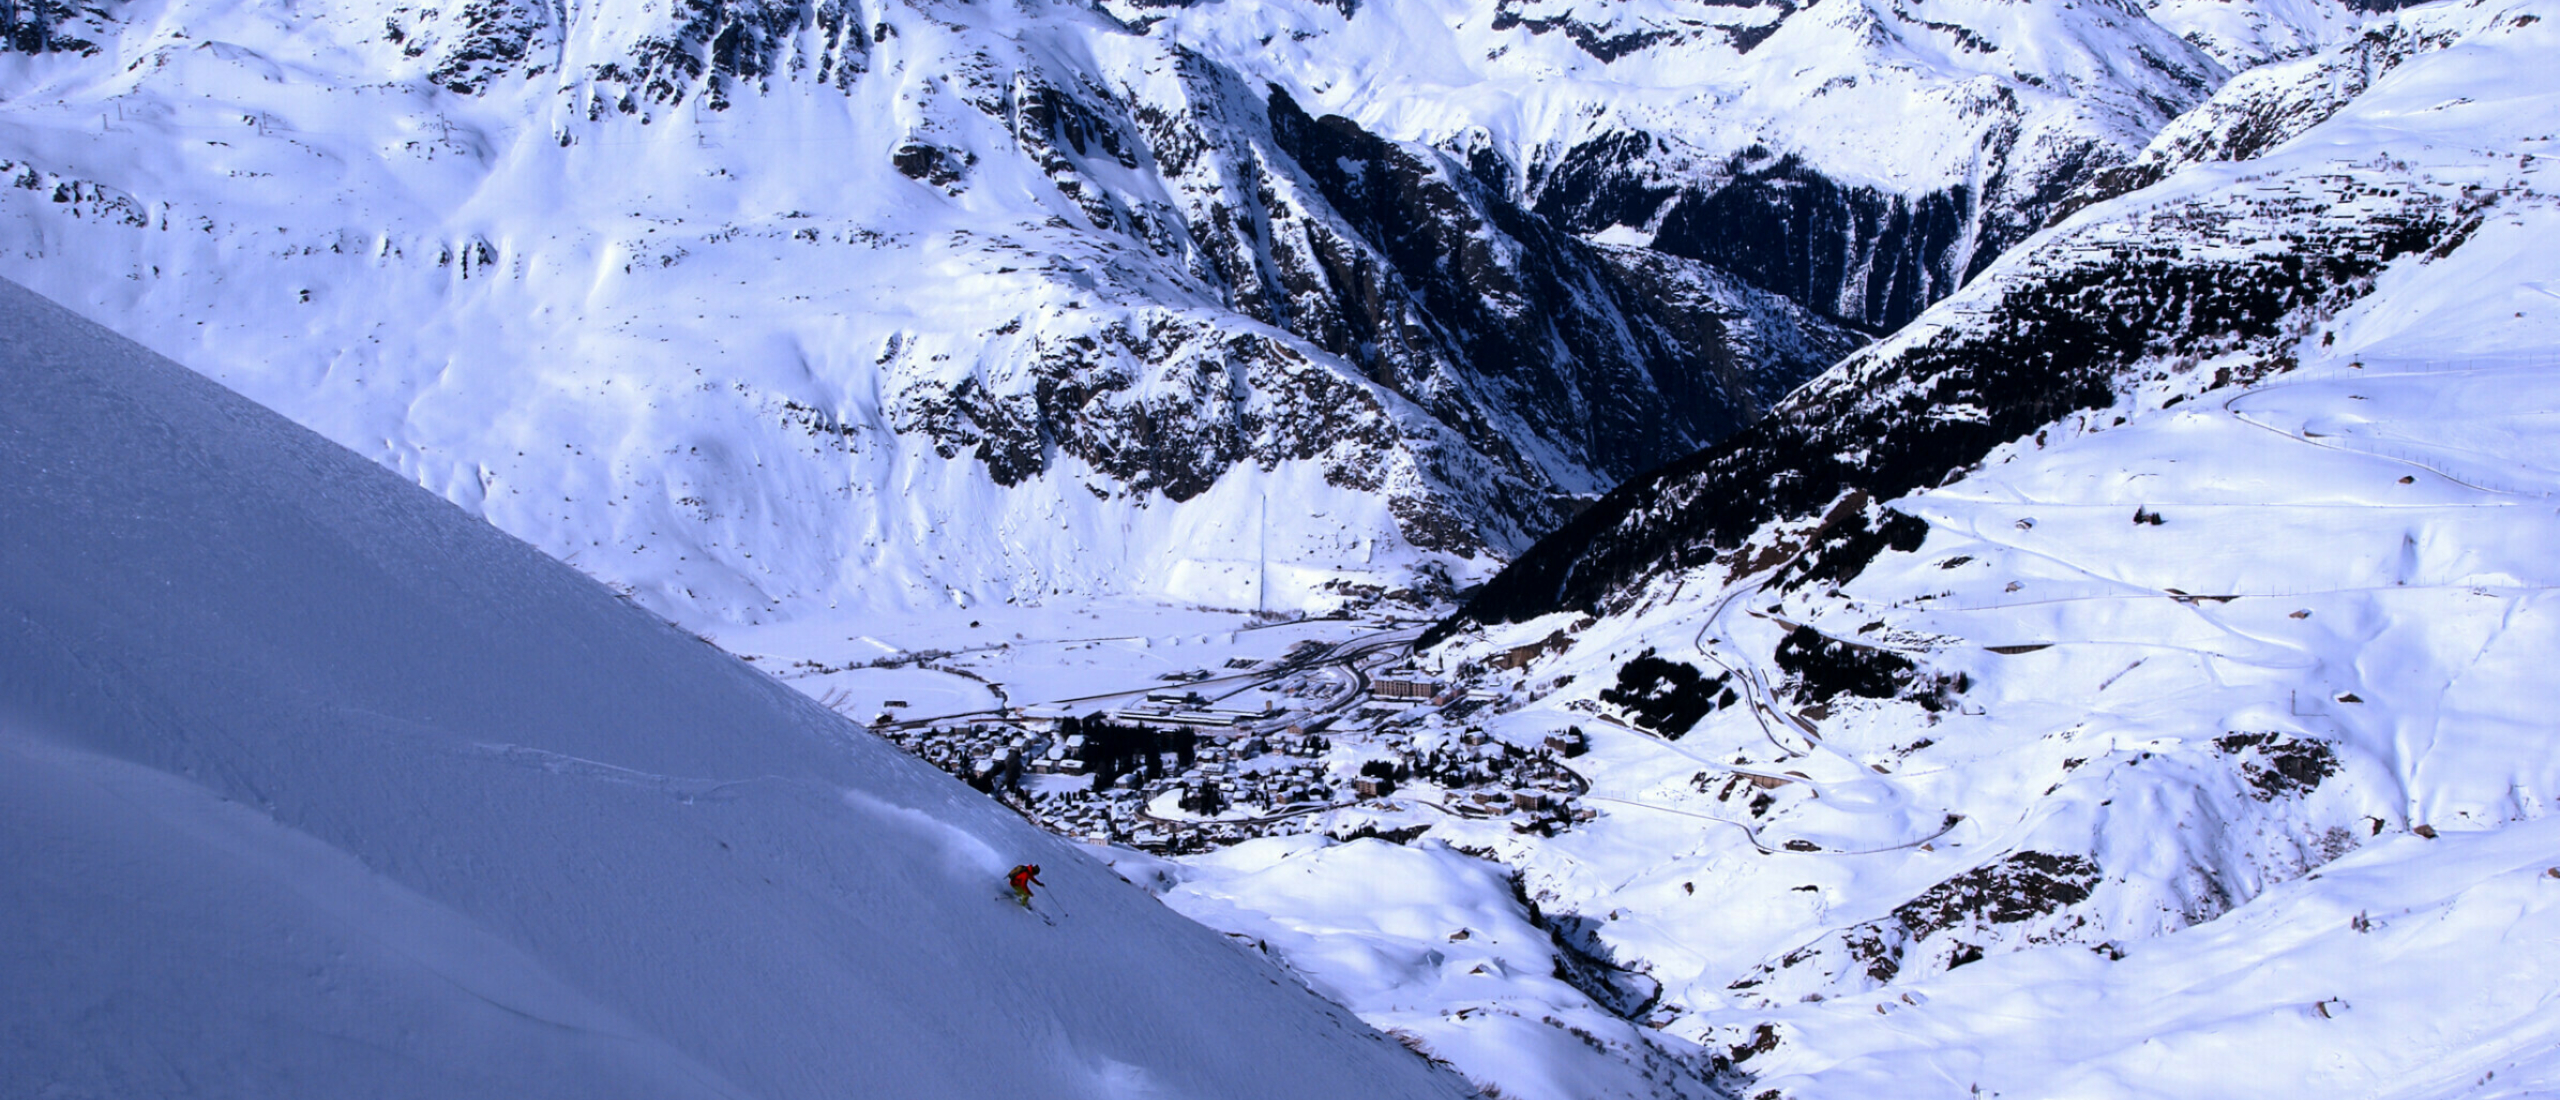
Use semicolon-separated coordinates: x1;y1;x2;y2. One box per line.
712;599;1423;726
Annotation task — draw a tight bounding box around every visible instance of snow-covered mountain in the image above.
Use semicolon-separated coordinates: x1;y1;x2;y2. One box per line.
18;0;2553;1093
1351;0;2560;1093
1440;0;2535;635
0;0;2309;627
1122;0;2235;332
0;273;1485;1099
2142;0;2373;70
0;0;1873;626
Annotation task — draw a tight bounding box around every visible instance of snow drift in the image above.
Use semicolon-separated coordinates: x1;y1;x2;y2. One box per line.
0;274;1479;1100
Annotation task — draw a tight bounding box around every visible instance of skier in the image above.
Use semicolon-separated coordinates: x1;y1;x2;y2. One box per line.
1007;863;1043;908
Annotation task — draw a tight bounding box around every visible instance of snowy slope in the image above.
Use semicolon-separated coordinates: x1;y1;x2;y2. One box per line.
2142;0;2371;69
1115;836;1728;1100
1444;0;2544;634
0;0;2330;635
0;0;1865;628
1126;3;2560;1096
1739;819;2560;1098
0;274;1482;1099
2067;0;2502;213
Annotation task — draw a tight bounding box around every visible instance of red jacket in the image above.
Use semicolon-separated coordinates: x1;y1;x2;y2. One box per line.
1009;865;1042;892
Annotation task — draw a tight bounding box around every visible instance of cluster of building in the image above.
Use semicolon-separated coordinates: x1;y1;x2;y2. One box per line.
1343;725;1592;829
1105;690;1270;728
875;720;1335;852
865;648;1595;854
876;723;1074;791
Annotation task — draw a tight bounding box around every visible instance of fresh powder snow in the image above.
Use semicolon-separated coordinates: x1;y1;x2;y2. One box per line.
0;274;1480;1100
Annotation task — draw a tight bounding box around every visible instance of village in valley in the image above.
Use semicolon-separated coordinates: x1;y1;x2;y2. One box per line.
751;608;1598;855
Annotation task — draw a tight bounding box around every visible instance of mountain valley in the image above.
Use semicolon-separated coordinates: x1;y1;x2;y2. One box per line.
8;0;2560;1096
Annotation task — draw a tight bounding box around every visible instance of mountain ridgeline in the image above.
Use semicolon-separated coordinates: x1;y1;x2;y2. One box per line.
0;0;1898;619
1432;138;2486;640
1427;0;2508;638
0;0;2230;618
1259;91;1851;487
1531;137;2078;335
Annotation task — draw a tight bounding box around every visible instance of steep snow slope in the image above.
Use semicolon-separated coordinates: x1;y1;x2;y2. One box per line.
0;275;1481;1100
0;0;1861;627
1120;836;1728;1100
1127;3;2560;1096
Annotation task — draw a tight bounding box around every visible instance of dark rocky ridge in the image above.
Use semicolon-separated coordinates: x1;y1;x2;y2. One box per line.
1531;130;2132;334
875;49;1862;553
1489;0;1804;59
1721;850;2102;1002
1648;152;1969;333
0;0;111;54
585;0;874;108
1430;163;2487;635
1456;5;2224;334
1259;90;1840;485
879;72;1861;552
